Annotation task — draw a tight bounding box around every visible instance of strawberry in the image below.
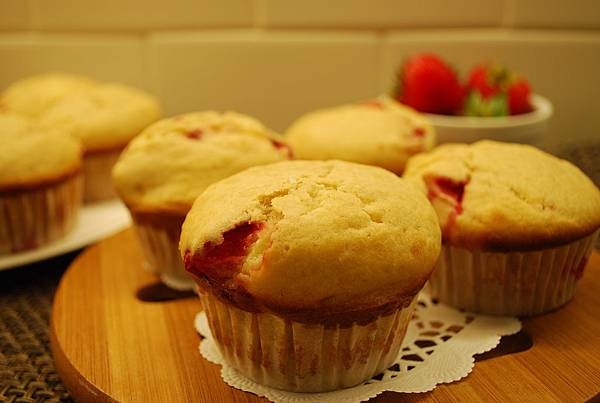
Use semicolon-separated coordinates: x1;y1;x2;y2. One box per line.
394;53;464;115
466;63;508;99
465;63;532;116
507;79;533;115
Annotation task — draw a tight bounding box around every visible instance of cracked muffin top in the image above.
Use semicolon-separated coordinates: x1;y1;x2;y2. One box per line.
0;113;82;191
404;140;600;251
286;97;435;175
39;83;161;153
112;111;292;215
180;160;441;324
1;73;97;118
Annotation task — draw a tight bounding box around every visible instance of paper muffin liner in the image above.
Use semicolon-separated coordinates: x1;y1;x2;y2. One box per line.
130;211;194;291
0;174;82;254
199;291;417;393
83;148;122;203
196;292;521;402
428;230;598;316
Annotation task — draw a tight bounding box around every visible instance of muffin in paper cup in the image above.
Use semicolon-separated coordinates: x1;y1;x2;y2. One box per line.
404;140;600;316
113;111;292;290
286;96;435;175
180;160;441;392
0;113;83;253
38;83;161;203
1;74;161;203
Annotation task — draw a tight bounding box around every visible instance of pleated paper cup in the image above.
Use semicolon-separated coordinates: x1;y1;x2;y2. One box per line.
200;291;417;392
130;211;194;291
83;148;123;203
0;174;82;254
428;230;598;316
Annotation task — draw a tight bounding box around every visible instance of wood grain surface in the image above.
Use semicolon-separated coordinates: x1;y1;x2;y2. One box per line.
50;229;600;402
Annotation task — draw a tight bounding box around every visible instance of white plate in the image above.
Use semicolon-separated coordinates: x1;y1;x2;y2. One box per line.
0;199;131;271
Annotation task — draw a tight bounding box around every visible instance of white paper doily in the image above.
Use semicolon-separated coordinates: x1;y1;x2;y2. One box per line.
194;293;521;402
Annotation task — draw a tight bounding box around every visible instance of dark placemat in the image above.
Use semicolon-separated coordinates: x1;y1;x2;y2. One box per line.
544;139;600;188
0;140;597;403
0;252;79;403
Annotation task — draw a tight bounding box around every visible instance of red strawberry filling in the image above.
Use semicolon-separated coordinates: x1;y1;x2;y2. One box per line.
185;129;204;140
426;177;466;239
270;139;294;159
184;222;264;288
413;127;426;137
428;177;465;206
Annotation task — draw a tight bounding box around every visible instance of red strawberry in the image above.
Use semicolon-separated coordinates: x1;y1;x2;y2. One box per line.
395;53;464;115
466;64;504;98
465;63;533;116
507;79;533;115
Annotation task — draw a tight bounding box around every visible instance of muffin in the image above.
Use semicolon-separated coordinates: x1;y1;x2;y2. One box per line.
0;113;83;253
39;83;161;202
404;140;600;315
0;73;97;117
179;160;441;392
112;111;292;290
286;97;435;174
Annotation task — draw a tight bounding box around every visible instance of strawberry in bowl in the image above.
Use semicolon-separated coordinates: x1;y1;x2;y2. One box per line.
464;63;533;116
393;54;553;145
397;53;464;115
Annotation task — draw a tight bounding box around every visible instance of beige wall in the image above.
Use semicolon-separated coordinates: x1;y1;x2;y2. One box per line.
1;0;600;143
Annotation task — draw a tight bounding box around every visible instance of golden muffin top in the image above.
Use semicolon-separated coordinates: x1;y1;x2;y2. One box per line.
0;113;82;191
180;160;441;324
404;140;600;251
1;73;97;118
39;83;161;152
286;97;435;175
112;111;291;214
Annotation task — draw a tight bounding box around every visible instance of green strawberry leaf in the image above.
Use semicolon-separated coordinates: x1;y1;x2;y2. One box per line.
464;91;483;116
464;91;508;117
487;93;508;116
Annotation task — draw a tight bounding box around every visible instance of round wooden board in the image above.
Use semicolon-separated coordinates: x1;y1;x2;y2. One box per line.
51;229;600;402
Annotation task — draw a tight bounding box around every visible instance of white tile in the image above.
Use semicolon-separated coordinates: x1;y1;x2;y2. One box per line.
0;0;32;30
509;0;600;28
381;29;600;143
32;0;253;31
147;30;379;132
0;34;148;92
261;0;504;28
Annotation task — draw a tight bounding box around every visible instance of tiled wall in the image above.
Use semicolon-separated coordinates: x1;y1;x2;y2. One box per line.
2;0;600;143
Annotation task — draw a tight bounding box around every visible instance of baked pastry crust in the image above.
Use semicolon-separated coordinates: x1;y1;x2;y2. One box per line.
0;113;82;192
286;97;435;174
39;83;161;152
112;111;291;214
1;73;97;117
404;140;600;251
180;160;441;324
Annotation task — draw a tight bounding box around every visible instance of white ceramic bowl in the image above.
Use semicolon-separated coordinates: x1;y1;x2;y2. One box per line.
424;94;553;145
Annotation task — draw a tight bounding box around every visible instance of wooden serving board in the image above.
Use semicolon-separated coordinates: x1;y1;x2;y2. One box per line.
51;229;600;402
